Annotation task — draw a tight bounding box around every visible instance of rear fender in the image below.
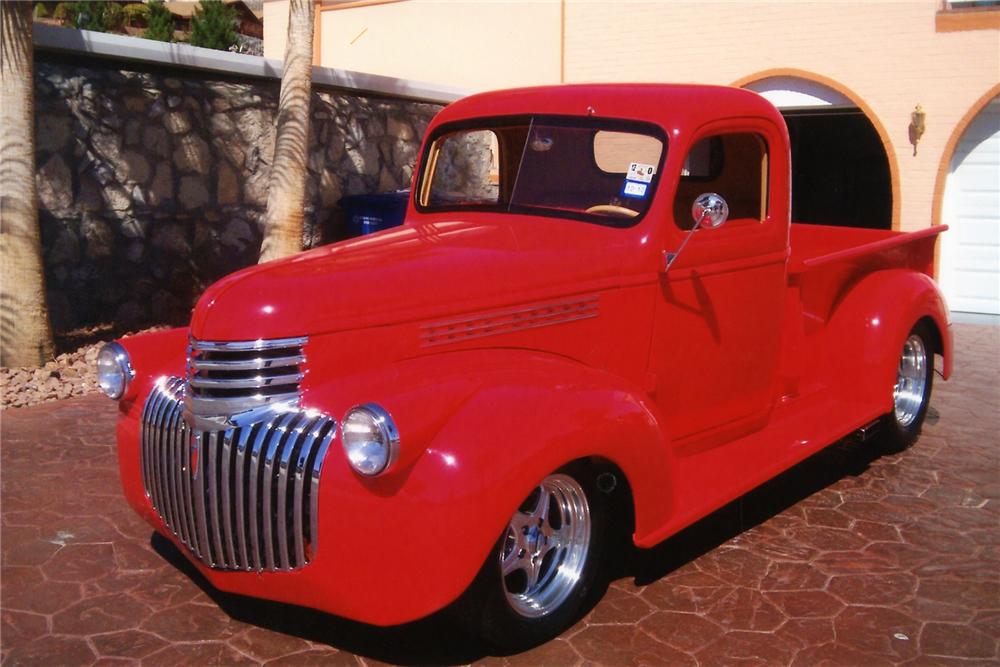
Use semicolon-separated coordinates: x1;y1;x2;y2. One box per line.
826;269;951;412
299;348;673;624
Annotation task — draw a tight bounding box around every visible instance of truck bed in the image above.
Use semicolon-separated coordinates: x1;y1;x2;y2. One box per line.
789;223;945;277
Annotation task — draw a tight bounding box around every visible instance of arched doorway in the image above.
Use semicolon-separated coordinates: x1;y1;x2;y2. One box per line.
737;73;895;230
939;94;1000;315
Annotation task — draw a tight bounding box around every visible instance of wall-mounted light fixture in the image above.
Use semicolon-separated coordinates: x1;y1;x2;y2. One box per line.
909;104;926;156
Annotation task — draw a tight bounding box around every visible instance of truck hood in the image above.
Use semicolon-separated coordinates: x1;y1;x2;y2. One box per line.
190;217;628;341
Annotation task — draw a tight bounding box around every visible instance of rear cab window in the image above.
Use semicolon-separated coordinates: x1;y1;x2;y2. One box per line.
417;115;667;227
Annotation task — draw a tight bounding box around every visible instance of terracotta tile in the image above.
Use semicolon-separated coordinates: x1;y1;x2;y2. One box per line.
3;635;97;666
42;543;117;583
695;630;800;666
790;642;895;667
570;624;696;666
760;561;828;592
827;572;917;605
920;622;997;659
143;641;259;666
833;606;921;661
764;590;845;619
141;601;241;642
91;629;169;659
0;609;48;645
638;610;724;653
52;592;153;635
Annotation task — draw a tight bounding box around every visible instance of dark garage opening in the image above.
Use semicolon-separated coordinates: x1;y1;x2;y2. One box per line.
782;109;892;230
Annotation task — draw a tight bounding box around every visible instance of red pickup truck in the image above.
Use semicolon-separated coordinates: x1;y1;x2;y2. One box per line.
99;84;952;648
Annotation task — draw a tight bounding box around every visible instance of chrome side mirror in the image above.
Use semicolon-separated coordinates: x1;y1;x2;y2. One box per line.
663;192;729;272
692;192;729;229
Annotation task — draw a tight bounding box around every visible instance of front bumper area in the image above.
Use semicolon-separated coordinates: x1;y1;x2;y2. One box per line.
115;375;487;627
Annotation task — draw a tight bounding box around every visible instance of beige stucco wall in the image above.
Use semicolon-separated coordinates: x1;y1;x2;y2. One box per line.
264;0;562;91
318;1;561;91
263;0;999;233
262;0;289;60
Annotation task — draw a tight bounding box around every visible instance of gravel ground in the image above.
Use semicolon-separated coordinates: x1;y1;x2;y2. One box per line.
1;327;166;410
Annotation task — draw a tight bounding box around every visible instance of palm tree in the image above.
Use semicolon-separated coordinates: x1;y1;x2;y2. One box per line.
259;0;315;263
1;1;55;367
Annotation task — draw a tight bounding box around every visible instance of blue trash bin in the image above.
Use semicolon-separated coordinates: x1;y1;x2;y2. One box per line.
337;190;410;237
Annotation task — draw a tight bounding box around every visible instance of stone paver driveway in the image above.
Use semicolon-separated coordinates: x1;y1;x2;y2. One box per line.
2;323;998;666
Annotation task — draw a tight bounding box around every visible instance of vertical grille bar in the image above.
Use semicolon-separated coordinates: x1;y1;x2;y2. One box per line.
182;426;200;558
247;417;272;571
262;412;297;570
311;425;337;554
294;418;330;566
220;428;238;566
140;375;332;573
193;430;213;566
165;403;182;543
233;425;254;570
207;431;225;565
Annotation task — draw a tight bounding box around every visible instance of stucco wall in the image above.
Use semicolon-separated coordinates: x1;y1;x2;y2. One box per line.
34;53;440;334
265;0;562;91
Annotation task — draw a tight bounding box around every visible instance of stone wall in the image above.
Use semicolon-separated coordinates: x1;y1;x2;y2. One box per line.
34;54;441;334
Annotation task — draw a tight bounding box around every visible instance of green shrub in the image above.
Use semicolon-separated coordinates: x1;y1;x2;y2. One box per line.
71;1;107;32
52;2;73;23
34;4;50;19
189;0;237;51
143;0;174;42
104;2;124;31
123;3;149;27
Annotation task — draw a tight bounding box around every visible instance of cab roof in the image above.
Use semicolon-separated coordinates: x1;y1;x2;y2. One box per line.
431;83;784;131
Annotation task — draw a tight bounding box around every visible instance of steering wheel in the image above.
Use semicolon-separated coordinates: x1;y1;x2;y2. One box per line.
585;204;639;218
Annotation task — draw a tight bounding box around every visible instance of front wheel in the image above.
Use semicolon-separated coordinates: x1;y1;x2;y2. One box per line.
457;466;606;651
879;322;935;452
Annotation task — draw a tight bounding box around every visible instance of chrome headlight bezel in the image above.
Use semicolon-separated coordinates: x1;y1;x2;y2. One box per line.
341;403;399;477
96;342;134;400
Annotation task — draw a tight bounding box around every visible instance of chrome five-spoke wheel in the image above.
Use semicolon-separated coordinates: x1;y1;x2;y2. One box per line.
893;333;928;428
500;473;591;618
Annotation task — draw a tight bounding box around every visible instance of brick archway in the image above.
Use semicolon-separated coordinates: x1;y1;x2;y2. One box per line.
731;68;901;231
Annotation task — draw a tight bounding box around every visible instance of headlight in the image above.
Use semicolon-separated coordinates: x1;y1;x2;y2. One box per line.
96;342;133;399
342;403;399;477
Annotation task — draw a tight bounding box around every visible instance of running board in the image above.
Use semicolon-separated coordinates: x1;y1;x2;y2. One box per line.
854;418;882;442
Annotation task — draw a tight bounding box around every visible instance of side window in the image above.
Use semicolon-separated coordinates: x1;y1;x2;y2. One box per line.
422;129;500;207
673;132;769;229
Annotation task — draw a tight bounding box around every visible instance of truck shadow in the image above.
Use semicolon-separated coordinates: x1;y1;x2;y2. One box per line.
607;435;884;585
151;434;887;664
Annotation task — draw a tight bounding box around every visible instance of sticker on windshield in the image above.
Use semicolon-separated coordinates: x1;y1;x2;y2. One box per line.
627;162;656;183
621;180;648;199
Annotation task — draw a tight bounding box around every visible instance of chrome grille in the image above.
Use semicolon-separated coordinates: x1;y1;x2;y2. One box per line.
186;336;307;420
140;377;336;571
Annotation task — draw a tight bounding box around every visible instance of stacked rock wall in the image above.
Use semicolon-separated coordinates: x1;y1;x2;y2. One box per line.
34;54;442;333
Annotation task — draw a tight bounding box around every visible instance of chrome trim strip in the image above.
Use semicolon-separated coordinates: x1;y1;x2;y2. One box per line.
189;336;308;352
188;372;304;390
190;354;306;371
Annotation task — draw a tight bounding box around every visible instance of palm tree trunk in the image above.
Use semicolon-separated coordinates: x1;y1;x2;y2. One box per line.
1;2;55;367
259;0;315;263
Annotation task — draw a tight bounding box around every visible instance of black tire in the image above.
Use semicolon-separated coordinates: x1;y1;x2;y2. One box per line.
879;321;935;453
455;463;607;652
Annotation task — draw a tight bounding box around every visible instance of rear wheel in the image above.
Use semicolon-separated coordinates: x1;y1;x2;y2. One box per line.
458;466;606;651
880;322;934;452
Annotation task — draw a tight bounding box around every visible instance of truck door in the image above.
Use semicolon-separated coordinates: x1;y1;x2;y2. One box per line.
649;125;789;449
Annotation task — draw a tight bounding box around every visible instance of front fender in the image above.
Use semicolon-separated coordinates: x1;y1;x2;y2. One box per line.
826;269;951;413
287;348;673;625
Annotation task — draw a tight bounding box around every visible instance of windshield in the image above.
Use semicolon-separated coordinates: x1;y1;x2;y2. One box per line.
416;115;666;226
